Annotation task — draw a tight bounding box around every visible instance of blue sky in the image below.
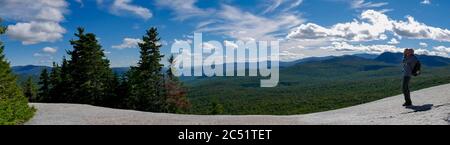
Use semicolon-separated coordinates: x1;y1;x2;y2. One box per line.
0;0;449;67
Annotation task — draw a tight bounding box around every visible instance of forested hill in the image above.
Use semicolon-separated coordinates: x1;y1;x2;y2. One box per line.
13;53;450;115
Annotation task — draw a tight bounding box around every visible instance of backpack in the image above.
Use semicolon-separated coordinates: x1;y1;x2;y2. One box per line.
412;61;421;76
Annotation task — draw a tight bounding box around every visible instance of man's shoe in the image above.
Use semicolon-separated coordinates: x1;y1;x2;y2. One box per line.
402;102;412;106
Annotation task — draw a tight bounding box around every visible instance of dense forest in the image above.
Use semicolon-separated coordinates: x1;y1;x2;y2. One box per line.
186;56;450;115
27;27;190;113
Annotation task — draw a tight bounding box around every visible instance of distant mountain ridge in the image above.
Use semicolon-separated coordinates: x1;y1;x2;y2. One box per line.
12;65;52;76
12;65;131;76
375;52;450;67
352;53;379;59
12;52;450;79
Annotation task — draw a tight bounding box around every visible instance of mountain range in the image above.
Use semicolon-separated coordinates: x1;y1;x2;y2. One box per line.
183;52;450;114
11;52;450;115
12;66;130;77
12;52;450;80
375;52;450;66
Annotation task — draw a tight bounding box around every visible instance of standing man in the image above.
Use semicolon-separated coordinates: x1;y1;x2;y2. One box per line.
402;49;418;107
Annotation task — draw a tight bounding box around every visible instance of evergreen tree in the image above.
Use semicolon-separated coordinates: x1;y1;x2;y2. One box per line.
58;57;73;102
38;69;50;102
102;73;121;108
67;27;115;106
49;62;62;102
165;55;190;113
115;75;130;108
22;76;37;102
127;27;165;112
0;18;35;124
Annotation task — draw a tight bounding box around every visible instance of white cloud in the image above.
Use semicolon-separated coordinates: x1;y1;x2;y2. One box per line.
287;0;303;10
33;52;54;64
174;39;193;45
433;46;450;53
202;42;216;51
288;10;391;42
263;0;283;14
109;0;152;20
288;10;450;42
197;4;305;41
0;0;67;22
34;46;58;65
320;41;449;57
157;0;304;44
6;22;66;45
387;38;399;45
112;38;143;49
419;42;428;48
350;0;388;9
321;41;404;54
279;50;305;60
262;0;303;14
414;48;447;57
33;53;49;57
421;0;431;5
155;0;211;21
392;16;450;42
224;40;239;49
196;20;217;29
379;8;394;13
160;40;168;46
0;0;68;45
42;47;57;54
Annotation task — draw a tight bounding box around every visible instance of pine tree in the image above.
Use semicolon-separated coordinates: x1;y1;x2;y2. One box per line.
127;27;165;112
49;62;62;102
165;55;190;113
0;18;35;124
115;75;130;108
58;57;72;102
102;73;121;108
67;27;115;106
38;69;50;102
22;76;37;102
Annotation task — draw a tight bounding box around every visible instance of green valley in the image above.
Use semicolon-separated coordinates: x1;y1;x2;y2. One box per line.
185;55;450;115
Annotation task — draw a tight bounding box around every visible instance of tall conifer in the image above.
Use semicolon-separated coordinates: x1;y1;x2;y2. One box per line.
67;28;115;105
38;69;50;102
127;27;165;111
0;18;35;124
